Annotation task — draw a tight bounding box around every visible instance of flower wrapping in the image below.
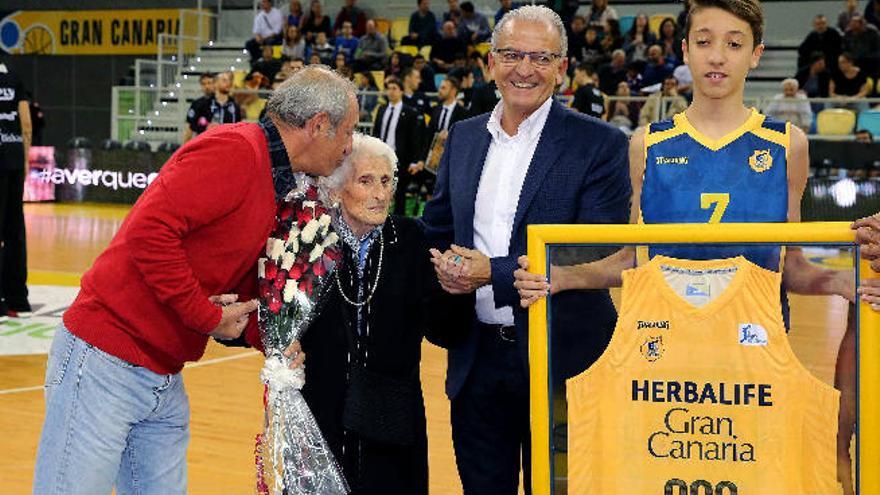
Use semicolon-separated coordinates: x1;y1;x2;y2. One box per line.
256;174;347;495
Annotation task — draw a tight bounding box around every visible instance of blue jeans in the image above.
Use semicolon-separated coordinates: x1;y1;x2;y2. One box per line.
33;326;189;495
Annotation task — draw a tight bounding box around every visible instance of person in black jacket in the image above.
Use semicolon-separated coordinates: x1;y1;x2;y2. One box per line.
302;133;469;494
371;77;425;214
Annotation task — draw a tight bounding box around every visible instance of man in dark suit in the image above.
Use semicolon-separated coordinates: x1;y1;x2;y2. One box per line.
420;6;630;494
372;77;425;215
422;75;468;163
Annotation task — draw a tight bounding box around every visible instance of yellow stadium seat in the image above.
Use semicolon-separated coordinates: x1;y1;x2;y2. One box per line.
391;17;410;44
373;17;391;37
397;45;419;57
816;108;857;135
371;70;385;91
649;13;675;36
419;45;432;59
475;42;492;56
272;45;282;58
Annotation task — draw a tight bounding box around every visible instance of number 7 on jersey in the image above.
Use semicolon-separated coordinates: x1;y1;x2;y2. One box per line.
700;193;730;223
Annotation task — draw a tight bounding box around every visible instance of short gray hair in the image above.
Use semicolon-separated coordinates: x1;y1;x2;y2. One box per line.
491;5;567;59
266;65;357;129
319;133;399;196
781;78;799;89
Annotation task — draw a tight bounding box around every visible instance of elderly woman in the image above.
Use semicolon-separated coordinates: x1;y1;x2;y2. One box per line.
299;133;467;494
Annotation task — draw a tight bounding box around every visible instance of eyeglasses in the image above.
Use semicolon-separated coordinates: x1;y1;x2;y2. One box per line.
493;48;562;67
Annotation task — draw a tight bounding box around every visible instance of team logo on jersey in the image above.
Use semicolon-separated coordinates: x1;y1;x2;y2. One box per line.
738;323;768;346
641;335;664;362
748;149;773;173
655;156;689;165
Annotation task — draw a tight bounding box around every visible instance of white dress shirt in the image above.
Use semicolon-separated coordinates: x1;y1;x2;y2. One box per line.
253;8;285;38
473;97;553;325
439;102;457;131
380;101;402;151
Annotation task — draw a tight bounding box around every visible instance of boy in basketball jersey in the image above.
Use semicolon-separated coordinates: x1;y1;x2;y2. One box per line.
514;1;879;492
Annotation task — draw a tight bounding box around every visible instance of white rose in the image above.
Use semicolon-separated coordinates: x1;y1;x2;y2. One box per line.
257;258;266;278
265;238;277;257
301;219;320;244
281;252;295;271
321;232;339;248
290;238;300;254
282;279;298;303
269;238;286;260
309;244;325;263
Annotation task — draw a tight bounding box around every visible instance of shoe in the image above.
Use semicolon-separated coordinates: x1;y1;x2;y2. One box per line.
7;299;32;318
7;309;32;318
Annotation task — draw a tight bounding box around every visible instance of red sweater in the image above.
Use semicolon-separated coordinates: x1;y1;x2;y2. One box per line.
64;123;276;374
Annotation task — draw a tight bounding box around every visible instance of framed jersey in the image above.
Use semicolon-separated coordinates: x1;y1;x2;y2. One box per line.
526;222;879;495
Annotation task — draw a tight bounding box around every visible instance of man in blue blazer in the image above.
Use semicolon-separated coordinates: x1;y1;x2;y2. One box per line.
421;6;631;494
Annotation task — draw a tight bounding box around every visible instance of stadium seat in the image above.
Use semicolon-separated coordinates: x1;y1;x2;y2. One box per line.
371;70;385;91
157;141;181;153
124;140;152;151
391;17;410;45
100;139;122;150
649;14;675;35
67;137;93;149
816;108;857;136
397;45;419;57
856;110;880;137
434;73;445;90
419;45;432;59
373;17;391;38
619;15;636;36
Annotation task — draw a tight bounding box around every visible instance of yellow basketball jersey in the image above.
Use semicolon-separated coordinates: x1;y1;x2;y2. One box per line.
567;256;841;495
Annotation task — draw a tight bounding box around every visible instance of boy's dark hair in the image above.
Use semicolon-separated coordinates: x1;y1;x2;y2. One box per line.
385;77;403;90
444;75;461;92
576;62;597;76
684;0;764;46
461;2;475;14
199;72;214;81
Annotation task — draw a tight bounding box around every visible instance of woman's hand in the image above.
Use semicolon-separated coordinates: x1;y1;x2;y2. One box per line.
284;340;306;369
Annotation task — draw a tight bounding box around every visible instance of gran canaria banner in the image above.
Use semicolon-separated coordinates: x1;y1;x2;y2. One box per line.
0;9;207;55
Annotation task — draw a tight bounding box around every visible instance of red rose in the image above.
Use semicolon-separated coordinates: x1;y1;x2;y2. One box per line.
296;206;313;227
265;260;278;280
258;279;271;298
298;278;313;296
312;261;327;277
279;205;294;221
274;269;288;290
268;298;282;314
290;262;304;280
305;186;318;201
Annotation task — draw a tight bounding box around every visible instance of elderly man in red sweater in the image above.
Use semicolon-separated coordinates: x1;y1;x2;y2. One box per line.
32;66;359;495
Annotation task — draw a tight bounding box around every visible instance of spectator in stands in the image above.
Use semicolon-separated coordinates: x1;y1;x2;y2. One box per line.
568;15;588;63
289;57;306;72
609;81;634;131
405;0;439;48
354;19;389;71
282;25;307;59
673;63;693;97
677;0;691;36
457;2;491;43
453;67;498;116
246;0;285;65
844;14;880;75
184;72;242;143
334;52;349;72
639;75;687;126
623;13;656;62
867;0;880;29
422;74;467;176
584;0;618;30
307;31;335;65
598;48;627;95
433;21;467;72
839;0;860;31
353;72;378;122
855;128;874;142
444;0;463;26
402;66;432;117
581;26;606;67
414;54;437;92
797;51;832;103
625;60;645;94
799;14;843;72
252;44;284;82
571;63;607;120
765;78;814;131
372;77;425;214
333;21;359;64
657;18;683;66
198;72;214;98
287;0;304;28
333;0;366;37
642;44;675;88
301;0;333;44
386;51;404;79
496;0;520;25
831;52;872;105
600;18;624;53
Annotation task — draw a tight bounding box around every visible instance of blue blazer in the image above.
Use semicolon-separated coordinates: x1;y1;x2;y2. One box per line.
421;100;632;399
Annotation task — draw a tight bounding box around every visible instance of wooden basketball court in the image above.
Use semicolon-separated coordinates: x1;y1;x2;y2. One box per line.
0;203;851;494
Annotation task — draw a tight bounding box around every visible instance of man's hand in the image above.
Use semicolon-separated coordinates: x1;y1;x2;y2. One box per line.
853;213;880;272
208;299;258;340
284;340;306;369
429;245;491;294
409;161;425;174
514;255;550;308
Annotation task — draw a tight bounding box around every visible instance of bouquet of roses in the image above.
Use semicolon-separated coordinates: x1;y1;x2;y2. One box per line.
255;174;348;495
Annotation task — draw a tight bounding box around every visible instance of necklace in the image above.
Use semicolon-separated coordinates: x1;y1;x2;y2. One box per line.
335;230;384;307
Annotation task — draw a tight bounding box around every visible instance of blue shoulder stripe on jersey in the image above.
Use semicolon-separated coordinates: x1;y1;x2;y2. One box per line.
649;119;676;133
760;117;787;134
